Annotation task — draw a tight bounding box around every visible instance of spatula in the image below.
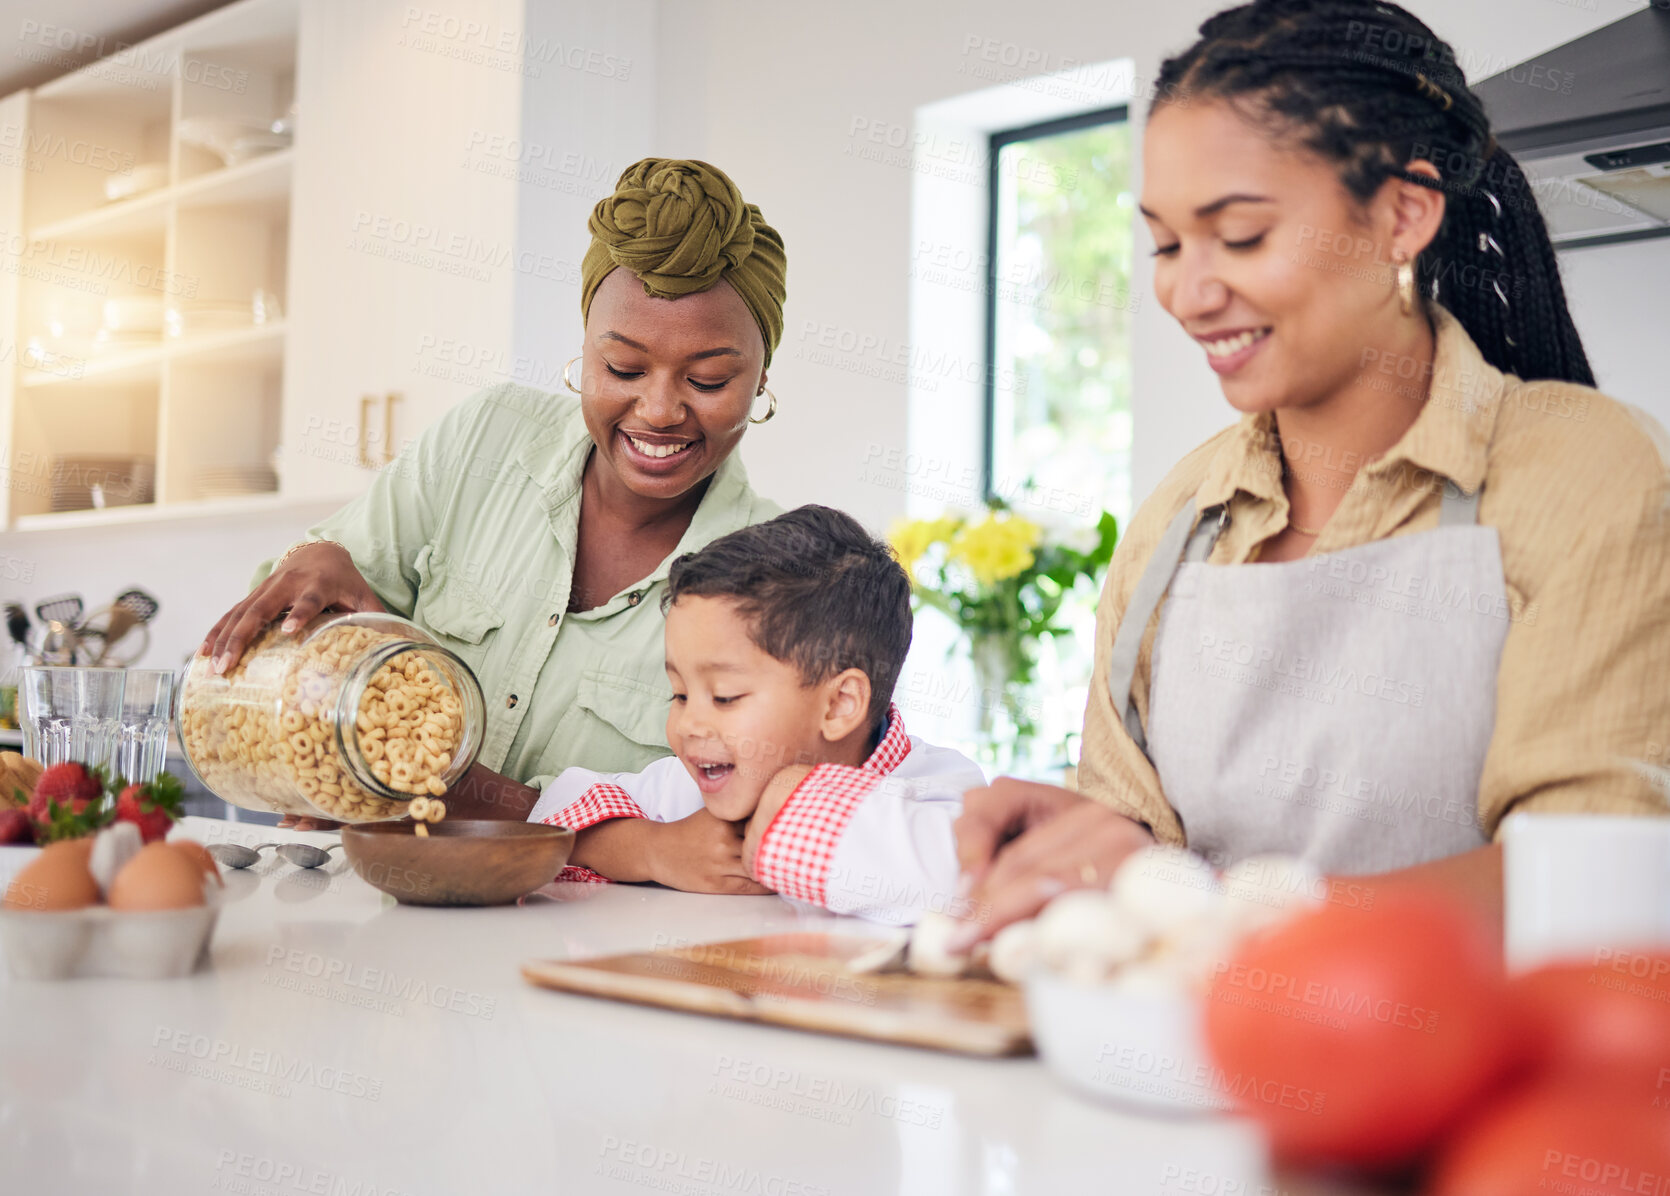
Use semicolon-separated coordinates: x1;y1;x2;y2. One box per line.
34;594;83;627
114;588;160;624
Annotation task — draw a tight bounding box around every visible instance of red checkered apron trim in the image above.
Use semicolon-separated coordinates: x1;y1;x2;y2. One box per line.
748;706;915;904
544;710;914;895
544;782;648;833
751;763;884;905
541;783;650;886
554;865;610;884
867;704;912;775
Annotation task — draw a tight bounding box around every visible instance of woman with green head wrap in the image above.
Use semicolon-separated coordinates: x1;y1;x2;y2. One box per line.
200;159;788;883
575;158;786;523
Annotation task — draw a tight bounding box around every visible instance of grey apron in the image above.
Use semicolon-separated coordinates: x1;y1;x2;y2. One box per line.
1106;481;1503;873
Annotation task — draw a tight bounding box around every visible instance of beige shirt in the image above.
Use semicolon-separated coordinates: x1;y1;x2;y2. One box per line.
1080;305;1670;846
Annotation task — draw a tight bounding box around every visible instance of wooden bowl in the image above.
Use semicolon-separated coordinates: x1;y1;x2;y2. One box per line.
341;821;575;906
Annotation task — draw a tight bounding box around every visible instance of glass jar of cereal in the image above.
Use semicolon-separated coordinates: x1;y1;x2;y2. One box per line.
178;613;487;822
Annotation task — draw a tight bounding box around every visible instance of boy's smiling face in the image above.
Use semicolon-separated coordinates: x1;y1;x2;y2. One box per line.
664;595;870;822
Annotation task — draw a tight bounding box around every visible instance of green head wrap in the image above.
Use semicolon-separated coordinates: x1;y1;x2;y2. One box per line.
581;158;787;367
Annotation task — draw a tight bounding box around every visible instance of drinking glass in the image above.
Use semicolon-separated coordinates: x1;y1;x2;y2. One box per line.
19;667;127;772
1502;812;1670;972
116;668;178;785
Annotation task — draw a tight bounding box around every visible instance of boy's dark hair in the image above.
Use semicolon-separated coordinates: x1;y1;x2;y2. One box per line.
665;505;912;734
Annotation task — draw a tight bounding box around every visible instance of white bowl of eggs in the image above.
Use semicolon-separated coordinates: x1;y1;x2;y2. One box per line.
1008;846;1327;1115
0;823;224;980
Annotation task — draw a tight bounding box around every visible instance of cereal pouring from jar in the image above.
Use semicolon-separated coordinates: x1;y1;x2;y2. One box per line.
353;650;461;801
178;614;483;823
406;795;447;838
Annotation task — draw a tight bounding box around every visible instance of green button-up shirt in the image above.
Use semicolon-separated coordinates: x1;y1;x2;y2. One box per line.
255;383;780;789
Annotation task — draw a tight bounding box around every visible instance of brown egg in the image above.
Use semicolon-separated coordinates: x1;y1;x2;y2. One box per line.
3;839;99;911
108;842;206;911
167;840;223;888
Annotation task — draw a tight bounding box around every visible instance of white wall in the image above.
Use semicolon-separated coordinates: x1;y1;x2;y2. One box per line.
654;0;1226;528
0;500;342;672
1559;236;1670;428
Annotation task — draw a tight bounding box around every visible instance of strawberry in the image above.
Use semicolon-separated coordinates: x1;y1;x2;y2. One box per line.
0;808;31;844
113;774;186;844
27;762;103;824
31;793;114;843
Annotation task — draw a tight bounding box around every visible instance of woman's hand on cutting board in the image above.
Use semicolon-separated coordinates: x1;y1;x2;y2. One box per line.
200;541;386;673
950;779;1154;950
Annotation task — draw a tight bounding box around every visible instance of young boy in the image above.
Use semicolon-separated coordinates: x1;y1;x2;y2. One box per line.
527;505;985;924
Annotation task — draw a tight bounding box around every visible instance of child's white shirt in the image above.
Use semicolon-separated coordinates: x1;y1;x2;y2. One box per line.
527;705;985;925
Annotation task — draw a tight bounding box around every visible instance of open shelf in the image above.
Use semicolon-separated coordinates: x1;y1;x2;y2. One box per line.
164;346;282;505
4;0;299;531
7;380;160;523
27;149;292;242
22;93;172;233
12;492;299;532
176;148;292;213
20;344;164;390
28;187;172;244
20;322;284;389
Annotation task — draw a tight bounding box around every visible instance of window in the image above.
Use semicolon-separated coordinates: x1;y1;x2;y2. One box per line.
984;107;1136;527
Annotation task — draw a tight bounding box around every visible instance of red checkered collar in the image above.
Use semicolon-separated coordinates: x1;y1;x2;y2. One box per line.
862;704;912;775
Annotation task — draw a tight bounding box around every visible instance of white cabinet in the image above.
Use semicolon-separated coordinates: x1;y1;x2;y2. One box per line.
0;0;533;530
283;0;524;498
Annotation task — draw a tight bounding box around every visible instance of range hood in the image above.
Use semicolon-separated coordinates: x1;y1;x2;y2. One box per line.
1472;2;1670;248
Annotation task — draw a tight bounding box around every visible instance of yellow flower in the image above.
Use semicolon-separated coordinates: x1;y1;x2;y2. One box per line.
889;516;961;575
949;514;1042;586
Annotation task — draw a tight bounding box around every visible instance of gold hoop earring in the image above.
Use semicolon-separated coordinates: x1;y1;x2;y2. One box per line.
562;356;582;395
1393;252;1416;318
748;387;777;425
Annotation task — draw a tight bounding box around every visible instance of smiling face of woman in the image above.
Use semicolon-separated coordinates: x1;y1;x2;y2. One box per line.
579;267;768;503
1141;98;1423;417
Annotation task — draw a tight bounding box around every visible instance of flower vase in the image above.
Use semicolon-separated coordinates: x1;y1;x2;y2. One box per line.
969;633;1035;776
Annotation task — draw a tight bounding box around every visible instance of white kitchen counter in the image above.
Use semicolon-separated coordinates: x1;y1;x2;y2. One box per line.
0;817;1278;1196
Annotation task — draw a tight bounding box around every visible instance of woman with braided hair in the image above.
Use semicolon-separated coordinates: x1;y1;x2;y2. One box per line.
198;160;785;889
955;0;1670;944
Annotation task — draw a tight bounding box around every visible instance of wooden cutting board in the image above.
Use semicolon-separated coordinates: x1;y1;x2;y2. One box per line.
522;932;1033;1057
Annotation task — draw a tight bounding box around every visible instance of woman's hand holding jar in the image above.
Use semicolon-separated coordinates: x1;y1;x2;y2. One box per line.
200;542;387;676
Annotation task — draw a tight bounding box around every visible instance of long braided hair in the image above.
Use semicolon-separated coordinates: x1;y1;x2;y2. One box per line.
1154;0;1595;386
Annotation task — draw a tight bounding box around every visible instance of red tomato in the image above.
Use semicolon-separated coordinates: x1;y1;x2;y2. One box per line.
1512;953;1670;1104
1426;1082;1670;1196
1203;889;1511;1170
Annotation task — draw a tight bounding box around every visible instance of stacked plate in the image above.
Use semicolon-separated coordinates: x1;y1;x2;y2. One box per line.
194;465;278;500
104;162;168;203
177;116;292;167
165;292;281;338
226;132;291;165
50;456;156;512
